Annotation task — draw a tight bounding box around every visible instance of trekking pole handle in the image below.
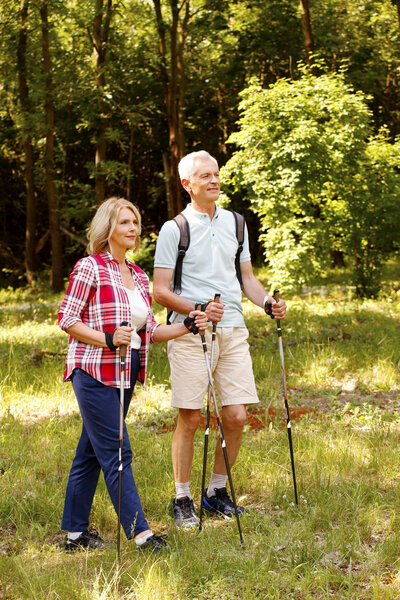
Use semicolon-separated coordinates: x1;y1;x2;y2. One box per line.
120;321;128;359
265;289;280;319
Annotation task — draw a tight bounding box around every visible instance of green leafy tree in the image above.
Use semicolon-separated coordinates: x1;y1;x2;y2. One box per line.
221;69;400;296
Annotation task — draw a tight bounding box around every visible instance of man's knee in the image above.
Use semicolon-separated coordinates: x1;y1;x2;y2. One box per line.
176;408;201;436
222;405;247;431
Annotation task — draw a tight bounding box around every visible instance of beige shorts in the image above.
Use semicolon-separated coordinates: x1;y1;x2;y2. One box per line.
167;326;259;409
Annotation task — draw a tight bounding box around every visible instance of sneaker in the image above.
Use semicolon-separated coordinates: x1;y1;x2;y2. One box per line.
203;487;247;520
172;496;199;530
63;526;107;552
138;533;170;553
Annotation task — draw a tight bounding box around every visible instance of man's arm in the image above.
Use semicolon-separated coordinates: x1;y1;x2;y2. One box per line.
153;267;196;315
241;260;287;319
153;267;224;321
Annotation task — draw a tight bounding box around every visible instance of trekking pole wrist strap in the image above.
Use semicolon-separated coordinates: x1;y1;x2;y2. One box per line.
105;329;118;351
264;296;275;320
184;316;199;335
199;300;211;313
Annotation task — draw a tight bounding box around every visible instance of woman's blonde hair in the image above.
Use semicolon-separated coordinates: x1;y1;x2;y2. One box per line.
86;197;142;255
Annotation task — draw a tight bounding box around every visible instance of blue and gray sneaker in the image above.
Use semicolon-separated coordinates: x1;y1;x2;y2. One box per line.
172;496;199;530
203;487;247;520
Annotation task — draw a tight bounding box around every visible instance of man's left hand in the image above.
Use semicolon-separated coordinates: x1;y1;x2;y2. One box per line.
264;297;287;320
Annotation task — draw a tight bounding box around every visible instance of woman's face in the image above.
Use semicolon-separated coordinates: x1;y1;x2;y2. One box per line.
110;207;139;253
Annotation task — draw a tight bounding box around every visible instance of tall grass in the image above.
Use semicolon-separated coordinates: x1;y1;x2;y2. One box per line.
0;279;399;599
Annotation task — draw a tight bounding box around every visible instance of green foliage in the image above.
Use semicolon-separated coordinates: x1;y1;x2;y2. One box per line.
222;69;400;297
0;0;399;284
126;233;157;274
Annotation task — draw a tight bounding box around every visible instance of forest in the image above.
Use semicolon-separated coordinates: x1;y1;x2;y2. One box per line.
0;0;399;295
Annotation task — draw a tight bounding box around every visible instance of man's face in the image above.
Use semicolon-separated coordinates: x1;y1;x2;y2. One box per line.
183;158;220;204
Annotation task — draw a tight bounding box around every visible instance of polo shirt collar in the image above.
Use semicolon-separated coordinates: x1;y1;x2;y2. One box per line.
186;202;219;220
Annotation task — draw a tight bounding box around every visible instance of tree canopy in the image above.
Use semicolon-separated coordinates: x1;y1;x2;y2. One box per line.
0;0;399;294
221;68;400;296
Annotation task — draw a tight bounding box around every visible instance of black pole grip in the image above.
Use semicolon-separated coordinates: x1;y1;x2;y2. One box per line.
120;321;128;359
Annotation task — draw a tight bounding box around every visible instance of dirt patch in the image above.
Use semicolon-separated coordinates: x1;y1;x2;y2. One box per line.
156;406;313;434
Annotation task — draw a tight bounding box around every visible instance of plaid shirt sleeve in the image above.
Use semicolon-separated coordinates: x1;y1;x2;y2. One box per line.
58;257;97;331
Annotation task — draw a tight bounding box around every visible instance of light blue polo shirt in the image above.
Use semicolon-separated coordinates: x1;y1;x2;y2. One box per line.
154;203;251;326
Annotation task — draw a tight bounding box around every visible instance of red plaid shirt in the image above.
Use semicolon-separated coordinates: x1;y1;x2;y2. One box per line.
58;252;161;387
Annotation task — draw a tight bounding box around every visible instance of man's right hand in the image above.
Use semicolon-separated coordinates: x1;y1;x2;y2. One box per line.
203;299;225;323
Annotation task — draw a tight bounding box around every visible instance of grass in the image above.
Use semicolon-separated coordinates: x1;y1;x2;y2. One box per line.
0;273;399;599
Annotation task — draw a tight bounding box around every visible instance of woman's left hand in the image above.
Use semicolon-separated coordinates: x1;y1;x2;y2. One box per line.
189;309;208;332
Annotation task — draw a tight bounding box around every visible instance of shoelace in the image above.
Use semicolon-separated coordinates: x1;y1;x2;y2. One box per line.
177;497;195;519
215;487;235;508
151;533;168;543
86;525;101;538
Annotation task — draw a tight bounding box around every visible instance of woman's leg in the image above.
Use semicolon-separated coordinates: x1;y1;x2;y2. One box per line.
62;351;149;538
61;422;101;532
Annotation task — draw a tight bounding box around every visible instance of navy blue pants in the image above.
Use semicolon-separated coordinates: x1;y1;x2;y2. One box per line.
61;350;149;538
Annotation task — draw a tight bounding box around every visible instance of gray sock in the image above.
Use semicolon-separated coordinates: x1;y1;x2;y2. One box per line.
175;481;191;500
67;531;83;540
135;532;154;546
207;472;228;497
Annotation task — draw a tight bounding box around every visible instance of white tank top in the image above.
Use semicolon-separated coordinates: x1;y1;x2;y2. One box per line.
124;287;148;350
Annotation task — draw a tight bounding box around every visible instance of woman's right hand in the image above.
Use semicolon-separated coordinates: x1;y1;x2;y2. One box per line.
112;325;133;346
188;310;208;333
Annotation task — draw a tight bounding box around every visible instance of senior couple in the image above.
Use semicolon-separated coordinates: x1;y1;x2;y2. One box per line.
58;150;287;553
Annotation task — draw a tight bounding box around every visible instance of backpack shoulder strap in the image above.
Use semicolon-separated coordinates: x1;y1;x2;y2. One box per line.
172;212;190;294
232;211;245;288
166;212;190;325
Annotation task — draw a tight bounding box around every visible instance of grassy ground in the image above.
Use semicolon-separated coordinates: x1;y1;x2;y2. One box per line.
0;273;399;599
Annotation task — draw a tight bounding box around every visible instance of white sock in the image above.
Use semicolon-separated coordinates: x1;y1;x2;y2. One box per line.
175;481;191;500
135;532;154;546
67;531;83;540
207;472;228;497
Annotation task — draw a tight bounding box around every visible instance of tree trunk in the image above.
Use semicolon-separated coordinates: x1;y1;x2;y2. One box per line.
162;152;172;219
40;0;63;291
17;0;37;284
153;0;191;217
127;122;135;203
299;0;315;72
92;0;113;205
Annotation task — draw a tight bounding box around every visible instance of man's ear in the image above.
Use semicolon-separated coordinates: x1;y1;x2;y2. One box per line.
181;178;191;193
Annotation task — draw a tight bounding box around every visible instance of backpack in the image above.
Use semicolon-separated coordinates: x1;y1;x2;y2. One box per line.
166;210;246;323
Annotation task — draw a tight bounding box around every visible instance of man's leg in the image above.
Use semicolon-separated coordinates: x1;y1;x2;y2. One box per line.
171;407;202;528
167;333;209;529
204;327;257;517
172;408;201;484
213;404;247;474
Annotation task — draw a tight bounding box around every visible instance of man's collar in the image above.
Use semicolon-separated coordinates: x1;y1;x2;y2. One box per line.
186;202;219;218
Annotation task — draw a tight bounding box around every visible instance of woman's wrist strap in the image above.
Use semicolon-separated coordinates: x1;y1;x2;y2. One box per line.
105;330;118;351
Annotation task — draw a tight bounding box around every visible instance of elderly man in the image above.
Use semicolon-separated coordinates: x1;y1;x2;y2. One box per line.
153;150;287;529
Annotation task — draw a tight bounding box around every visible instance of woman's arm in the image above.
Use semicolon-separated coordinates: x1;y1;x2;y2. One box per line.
66;322;134;347
151;310;208;343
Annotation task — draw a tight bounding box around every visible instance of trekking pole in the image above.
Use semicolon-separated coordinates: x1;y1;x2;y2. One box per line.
270;291;298;506
199;293;220;533
117;321;128;560
196;300;244;547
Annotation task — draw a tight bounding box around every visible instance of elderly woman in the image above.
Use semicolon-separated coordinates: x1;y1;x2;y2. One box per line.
59;196;206;553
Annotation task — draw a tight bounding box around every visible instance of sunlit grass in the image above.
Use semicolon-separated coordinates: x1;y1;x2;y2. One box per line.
0;278;399;598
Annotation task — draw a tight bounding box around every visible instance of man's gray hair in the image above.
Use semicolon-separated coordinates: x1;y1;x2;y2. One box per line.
178;150;218;181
